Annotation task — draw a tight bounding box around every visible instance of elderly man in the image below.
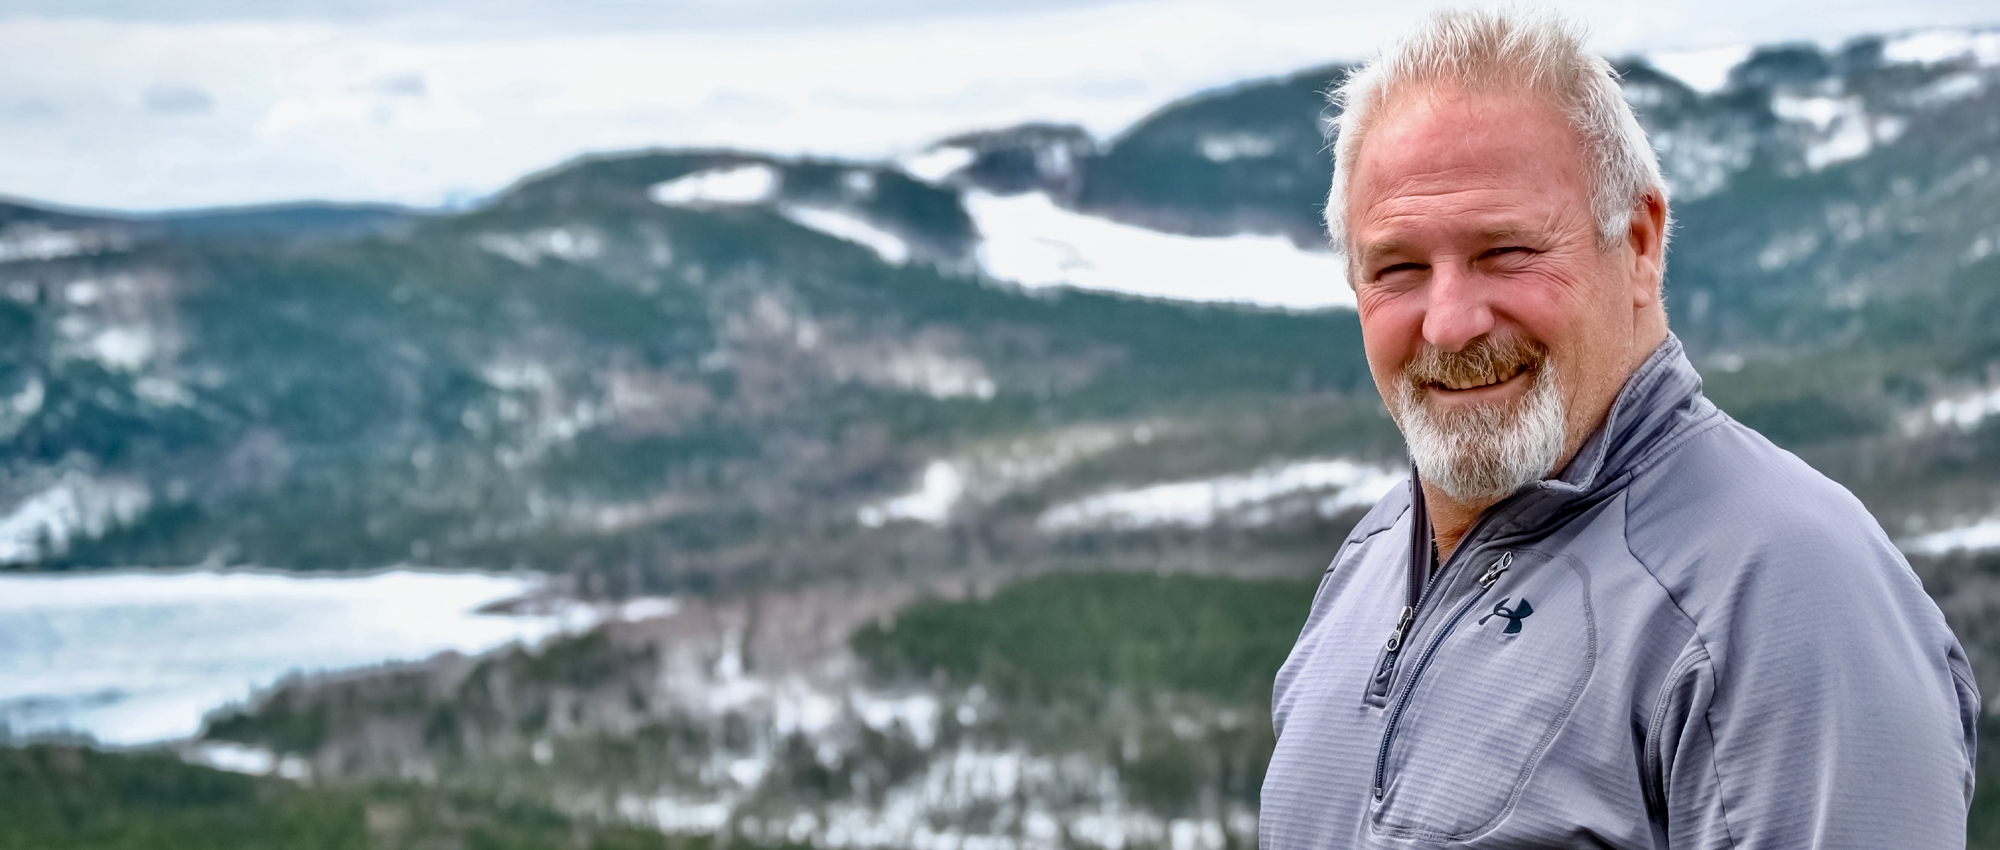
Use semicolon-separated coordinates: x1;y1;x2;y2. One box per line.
1260;8;1978;848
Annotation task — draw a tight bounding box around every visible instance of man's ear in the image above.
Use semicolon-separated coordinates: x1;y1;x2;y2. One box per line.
1624;190;1669;308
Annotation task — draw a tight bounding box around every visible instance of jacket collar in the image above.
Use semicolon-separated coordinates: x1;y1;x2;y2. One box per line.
1436;333;1723;545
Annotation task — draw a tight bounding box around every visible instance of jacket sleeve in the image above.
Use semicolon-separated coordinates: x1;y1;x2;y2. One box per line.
1648;552;1979;849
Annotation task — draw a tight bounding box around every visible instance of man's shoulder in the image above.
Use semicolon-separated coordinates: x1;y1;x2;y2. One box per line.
1625;412;1886;557
1619;412;1935;649
1344;475;1413;549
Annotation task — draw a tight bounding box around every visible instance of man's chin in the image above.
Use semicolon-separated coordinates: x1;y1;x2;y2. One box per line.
1408;393;1531;432
1395;371;1568;504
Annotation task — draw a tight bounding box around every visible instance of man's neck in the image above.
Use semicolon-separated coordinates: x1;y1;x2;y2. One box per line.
1423;480;1489;564
1423;328;1670;561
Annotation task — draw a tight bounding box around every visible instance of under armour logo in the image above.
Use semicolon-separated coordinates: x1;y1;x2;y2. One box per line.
1478;597;1534;634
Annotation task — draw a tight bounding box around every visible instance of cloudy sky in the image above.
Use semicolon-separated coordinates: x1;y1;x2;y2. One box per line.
2;0;1994;211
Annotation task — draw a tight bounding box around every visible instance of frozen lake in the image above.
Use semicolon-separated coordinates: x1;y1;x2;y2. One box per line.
0;568;584;746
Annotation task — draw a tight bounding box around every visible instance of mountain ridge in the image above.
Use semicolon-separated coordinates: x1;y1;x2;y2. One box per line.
1;27;1997;584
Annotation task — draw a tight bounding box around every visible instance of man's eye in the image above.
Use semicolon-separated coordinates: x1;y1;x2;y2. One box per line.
1374;262;1426;283
1482;246;1534;263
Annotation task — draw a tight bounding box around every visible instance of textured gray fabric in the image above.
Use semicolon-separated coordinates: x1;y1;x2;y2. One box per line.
1261;335;1978;848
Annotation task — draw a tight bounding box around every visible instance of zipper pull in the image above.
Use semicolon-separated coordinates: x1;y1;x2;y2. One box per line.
1366;605;1418;704
1476;551;1514;590
1383;605;1416;651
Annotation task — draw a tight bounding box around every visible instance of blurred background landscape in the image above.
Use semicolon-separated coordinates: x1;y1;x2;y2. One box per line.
4;0;2000;846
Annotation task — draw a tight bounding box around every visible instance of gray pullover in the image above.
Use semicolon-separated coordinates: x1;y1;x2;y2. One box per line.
1260;336;1979;848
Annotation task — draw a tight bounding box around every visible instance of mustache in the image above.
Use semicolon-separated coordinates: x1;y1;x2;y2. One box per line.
1403;336;1548;391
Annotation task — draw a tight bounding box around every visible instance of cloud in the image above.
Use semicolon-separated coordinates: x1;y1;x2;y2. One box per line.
142;84;212;114
368;71;427;98
0;1;1994;210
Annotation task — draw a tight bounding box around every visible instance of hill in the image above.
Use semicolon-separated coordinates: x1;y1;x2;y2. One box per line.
6;23;2000;850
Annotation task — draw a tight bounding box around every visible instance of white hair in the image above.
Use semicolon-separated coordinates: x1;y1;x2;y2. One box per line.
1324;7;1669;255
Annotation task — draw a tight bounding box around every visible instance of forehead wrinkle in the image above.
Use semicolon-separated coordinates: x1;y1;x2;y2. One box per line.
1346;91;1598;263
1355;194;1546;257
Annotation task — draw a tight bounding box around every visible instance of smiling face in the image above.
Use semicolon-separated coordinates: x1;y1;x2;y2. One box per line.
1345;88;1666;504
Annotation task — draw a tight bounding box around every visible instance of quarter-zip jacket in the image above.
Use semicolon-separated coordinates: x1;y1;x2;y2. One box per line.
1261;336;1979;848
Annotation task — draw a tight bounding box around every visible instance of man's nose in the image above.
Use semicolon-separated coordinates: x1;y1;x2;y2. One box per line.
1421;262;1494;352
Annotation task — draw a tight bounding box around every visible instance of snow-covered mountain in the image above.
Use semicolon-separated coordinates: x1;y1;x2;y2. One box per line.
6;25;2000;848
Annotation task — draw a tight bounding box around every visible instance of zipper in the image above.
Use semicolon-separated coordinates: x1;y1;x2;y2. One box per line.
1365;607;1417;701
1372;550;1513;800
1366;473;1442;703
1477;551;1513;589
1366;474;1504;701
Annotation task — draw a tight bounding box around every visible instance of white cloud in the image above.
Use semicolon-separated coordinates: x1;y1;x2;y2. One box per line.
3;6;1991;211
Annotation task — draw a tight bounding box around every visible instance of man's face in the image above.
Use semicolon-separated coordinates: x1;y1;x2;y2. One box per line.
1345;89;1655;502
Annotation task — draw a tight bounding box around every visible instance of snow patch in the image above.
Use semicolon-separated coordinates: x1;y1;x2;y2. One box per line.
1904;518;2000;554
780;204;911;264
1757;230;1823;271
953;424;1140;502
851;690;941;750
186;741;278;775
477;227;602;265
1911;72;1987;106
782;746;1181;850
0;377;44;440
900;146;976;183
1771;95;1900;170
65;279;103;305
1647;45;1752;94
1651;126;1756;201
622;793;734;834
1930;386;2000;431
0;226;112;264
619;597;681;621
650;164;779;206
1965;224;2000;265
0;473;150;564
1037;458;1402;534
882;352;995;400
0;568;569;744
86;326;156;371
964;191;1350;310
648;165;914;265
133;376;194;407
1884;29;2000;67
1771;95;1846;132
480;358;557;391
858;461;964;528
1196;133;1276;162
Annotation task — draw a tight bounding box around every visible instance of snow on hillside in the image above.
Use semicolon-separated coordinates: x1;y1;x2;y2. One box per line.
1037;458;1401;534
0;472;150;565
1647;45;1753;94
1904;519;2000;554
1884;28;2000;66
650;165;1354;309
963;191;1351;310
780;205;913;265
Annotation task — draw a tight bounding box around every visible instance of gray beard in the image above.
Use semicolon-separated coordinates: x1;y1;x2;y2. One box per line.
1392;367;1567;504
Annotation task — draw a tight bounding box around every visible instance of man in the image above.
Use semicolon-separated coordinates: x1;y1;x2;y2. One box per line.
1260;8;1978;848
